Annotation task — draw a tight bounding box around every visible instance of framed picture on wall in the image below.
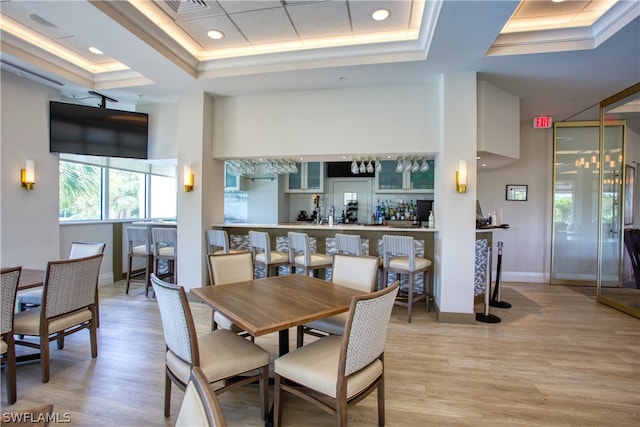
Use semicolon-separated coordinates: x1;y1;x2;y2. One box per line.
506;184;528;201
625;164;635;225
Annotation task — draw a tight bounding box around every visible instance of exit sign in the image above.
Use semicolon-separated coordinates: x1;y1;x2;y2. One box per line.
533;116;553;128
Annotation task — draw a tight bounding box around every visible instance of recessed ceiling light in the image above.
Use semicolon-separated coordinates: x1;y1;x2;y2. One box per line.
207;30;224;40
482;163;487;167
372;9;390;21
551;0;565;3
88;46;104;55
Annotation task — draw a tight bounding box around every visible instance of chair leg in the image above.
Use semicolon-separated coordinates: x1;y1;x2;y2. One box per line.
260;365;269;420
41;332;50;383
5;334;17;404
337;391;348;427
407;273;414;323
377;373;385;426
274;374;283;427
425;270;431;312
164;372;172;417
90;312;98;358
145;255;153;297
125;255;133;294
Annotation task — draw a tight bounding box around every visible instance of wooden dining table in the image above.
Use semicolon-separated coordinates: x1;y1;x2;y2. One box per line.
191;274;364;356
18;268;46;290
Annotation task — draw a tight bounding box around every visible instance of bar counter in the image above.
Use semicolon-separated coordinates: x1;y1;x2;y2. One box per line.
213;222;436;258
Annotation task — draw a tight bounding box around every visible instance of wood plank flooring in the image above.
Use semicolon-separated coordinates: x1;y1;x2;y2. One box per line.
2;281;638;426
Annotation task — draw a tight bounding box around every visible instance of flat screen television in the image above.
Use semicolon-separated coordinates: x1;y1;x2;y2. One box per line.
49;101;149;159
415;199;433;226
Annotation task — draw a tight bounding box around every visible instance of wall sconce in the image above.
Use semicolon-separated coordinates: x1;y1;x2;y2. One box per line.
21;160;35;190
456;160;467;193
183;164;194;192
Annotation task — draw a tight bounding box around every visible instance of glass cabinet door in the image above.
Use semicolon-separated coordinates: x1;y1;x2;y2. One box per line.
286;162;303;191
306;162;322;191
375;160;403;191
407;159;435;192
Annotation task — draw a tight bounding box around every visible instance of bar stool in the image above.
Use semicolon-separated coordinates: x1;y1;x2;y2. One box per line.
206;229;243;255
249;231;289;277
334;233;363;256
125;226;154;296
288;231;333;278
381;234;431;323
151;227;177;284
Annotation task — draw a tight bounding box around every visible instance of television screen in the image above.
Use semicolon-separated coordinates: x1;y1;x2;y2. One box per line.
49;101;149;159
416;200;433;225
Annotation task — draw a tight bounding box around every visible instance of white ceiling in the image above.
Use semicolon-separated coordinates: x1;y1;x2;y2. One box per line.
1;0;639;168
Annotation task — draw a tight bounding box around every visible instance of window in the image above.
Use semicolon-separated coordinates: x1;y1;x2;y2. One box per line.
59;154;176;222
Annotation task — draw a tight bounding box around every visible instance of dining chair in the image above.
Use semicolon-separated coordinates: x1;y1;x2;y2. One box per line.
296;254;379;348
1;266;22;404
151;227;177;283
381;234;431;323
249;230;289;278
207;253;254;338
288;231;333;278
274;281;399;427
206;229;243;255
17;241;106;312
125;226;154;296
150;274;270;419
334;233;363;256
13;254;103;383
176;366;228;427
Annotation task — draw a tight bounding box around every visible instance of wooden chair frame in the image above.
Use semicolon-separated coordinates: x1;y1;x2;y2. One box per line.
1;266;22;404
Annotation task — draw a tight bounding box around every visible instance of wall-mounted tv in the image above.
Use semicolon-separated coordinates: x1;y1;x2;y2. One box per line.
49;101;149;159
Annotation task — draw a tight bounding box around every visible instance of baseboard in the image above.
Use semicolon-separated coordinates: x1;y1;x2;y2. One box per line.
497;271;548;283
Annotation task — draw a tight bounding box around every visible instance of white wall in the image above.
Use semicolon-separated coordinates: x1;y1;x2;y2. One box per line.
60;223;114;286
478;125;553;282
138;102;179;160
212;83;441;159
0;71;61;268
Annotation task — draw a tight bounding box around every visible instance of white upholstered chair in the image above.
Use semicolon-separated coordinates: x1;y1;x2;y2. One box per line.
150;274;269;419
125;226;154;296
207;252;254;337
296;254;379;347
1;266;21;404
381;235;431;323
249;230;289;277
151;227;177;283
206;230;242;255
288;231;333;277
13;254;103;383
175;366;228;427
274;281;399;426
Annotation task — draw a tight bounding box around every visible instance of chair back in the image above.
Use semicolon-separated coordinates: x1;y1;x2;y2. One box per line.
126;226;152;255
207;230;231;255
42;254;103;319
335;234;362;256
1;266;22;335
249;231;272;263
152;227;177;257
208;252;254;285
150;274;198;366
69;242;106;259
382;235;416;270
288;232;312;265
331;254;378;292
176;367;228;427
340;281;399;376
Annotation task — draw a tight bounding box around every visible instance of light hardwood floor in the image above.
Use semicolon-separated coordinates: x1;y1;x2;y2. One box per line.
3;281;639;426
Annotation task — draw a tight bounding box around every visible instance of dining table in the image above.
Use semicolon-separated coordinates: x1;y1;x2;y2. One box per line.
190;274;364;356
17;268;46;290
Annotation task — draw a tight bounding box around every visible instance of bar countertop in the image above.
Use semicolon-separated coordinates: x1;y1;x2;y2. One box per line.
213;222;438;232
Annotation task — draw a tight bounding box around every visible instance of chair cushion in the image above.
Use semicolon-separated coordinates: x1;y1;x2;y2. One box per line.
388;256;431;271
304;313;348;336
213;311;244;333
175;380;208;427
132;244;152;255
0;338;7;354
166;329;269;385
294;253;333;267
157;246;176;257
255;251;288;264
274;335;383;399
17;289;43;305
213;249;244;255
13;307;92;336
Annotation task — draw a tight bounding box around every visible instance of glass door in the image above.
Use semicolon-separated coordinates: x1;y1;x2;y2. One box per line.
597;83;640;318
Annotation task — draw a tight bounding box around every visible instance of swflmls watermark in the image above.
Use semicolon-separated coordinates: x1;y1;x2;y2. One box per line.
1;411;72;424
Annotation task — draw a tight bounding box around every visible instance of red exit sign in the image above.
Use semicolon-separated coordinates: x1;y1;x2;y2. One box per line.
533;116;553;128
